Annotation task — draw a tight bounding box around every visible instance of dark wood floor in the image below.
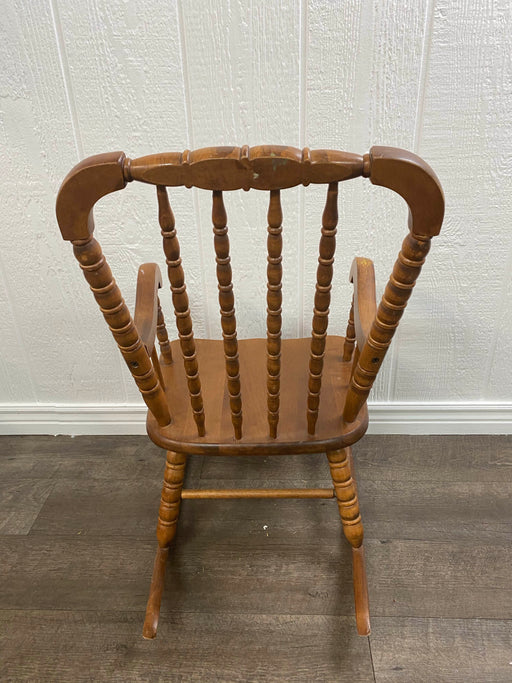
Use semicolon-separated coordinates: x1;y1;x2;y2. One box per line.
1;434;512;682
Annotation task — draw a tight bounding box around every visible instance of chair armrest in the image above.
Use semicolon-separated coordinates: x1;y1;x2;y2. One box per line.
134;263;163;355
349;257;377;349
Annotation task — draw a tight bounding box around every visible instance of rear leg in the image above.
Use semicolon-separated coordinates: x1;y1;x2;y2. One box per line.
327;447;370;635
143;450;186;639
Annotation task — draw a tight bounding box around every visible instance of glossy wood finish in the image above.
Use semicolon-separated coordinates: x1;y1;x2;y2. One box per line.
349;257;377;350
126;146;365;190
143;450;187;639
212;191;242;440
71;237;170;428
266;189;283;438
307;181;338;435
181;487;335;499
157;185;205;436
56;144;444;642
146;337;368;456
156;298;173;365
327;446;369;635
343;146;444;423
343;299;356;363
134;263;163;355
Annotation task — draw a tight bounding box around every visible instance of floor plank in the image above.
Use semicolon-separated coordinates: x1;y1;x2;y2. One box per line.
354;435;512;482
370;617;512;683
0;535;355;615
2;433;512;681
0;610;374;682
199;435;512;483
3;534;512;619
0;479;54;535
366;540;512;619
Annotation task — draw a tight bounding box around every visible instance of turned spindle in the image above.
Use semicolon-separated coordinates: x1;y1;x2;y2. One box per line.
266;190;283;438
212;190;242;440
157;185;205;436
307;182;339;435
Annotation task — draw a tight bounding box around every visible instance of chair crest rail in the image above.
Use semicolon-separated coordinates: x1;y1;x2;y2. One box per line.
125;146;366;191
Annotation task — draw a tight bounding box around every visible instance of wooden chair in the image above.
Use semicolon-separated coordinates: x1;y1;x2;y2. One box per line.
56;145;444;639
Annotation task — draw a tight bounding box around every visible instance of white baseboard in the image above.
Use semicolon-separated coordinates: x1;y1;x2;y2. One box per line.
0;402;511;436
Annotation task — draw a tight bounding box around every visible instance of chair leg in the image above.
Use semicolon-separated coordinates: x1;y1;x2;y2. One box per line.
327;447;370;636
143;450;187;639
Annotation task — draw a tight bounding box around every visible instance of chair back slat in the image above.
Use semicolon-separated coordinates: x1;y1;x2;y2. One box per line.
307;182;339;435
157;185;205;436
266;189;283;438
212;191;243;440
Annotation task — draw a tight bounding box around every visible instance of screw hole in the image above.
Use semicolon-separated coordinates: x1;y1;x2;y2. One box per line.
131;361;139;369
372;357;380;364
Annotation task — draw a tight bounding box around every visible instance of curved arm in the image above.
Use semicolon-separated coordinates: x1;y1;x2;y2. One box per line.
56;151;127;241
368;146;444;238
343;147;445;423
134;263;163;355
349;257;376;349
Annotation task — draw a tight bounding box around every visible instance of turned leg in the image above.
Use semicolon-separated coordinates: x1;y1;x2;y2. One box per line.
327;447;370;636
143;450;187;639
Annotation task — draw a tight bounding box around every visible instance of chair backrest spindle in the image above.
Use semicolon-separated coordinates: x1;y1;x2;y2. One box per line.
307;181;339;435
158;185;205;436
212;190;243;440
266;189;283;438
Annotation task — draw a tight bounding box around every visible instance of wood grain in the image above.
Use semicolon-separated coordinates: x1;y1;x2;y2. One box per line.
4;535;512;618
146;336;368;455
0;610;374;683
2;434;512;679
370;617;512;683
0;479;54;535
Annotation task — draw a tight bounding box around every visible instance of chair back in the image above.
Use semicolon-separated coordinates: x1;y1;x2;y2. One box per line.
56;145;444;438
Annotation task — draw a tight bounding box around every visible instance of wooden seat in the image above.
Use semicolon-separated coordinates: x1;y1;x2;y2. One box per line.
147;337;368;455
56;144;444;642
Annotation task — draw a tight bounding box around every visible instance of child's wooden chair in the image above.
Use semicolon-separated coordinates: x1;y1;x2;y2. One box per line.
56;145;444;639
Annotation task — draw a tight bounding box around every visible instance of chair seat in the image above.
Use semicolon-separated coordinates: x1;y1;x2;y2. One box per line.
147;336;368;455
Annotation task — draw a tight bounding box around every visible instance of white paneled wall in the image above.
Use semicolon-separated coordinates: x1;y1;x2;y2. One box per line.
1;0;511;433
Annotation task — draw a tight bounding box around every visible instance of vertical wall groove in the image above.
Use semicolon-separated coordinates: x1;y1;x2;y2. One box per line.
0;250;38;401
387;0;435;401
49;0;84;159
298;0;308;336
483;245;512;397
177;0;211;338
49;0;133;403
